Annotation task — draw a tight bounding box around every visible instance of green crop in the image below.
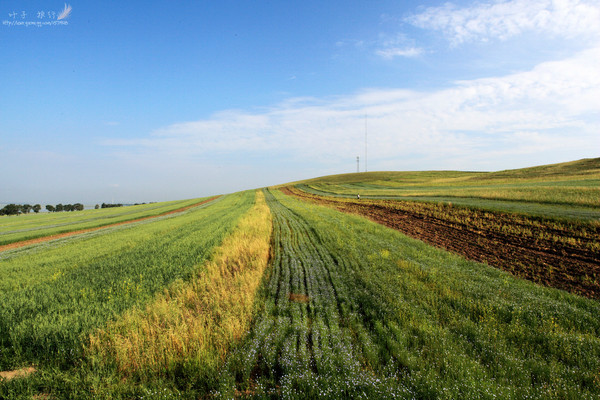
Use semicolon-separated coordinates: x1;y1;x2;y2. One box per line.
214;189;600;399
85;190;272;395
0;198;209;246
0;192;253;371
2;175;598;399
289;158;600;221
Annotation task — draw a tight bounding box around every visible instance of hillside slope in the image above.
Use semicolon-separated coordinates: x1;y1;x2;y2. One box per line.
283;158;600;298
287;158;600;220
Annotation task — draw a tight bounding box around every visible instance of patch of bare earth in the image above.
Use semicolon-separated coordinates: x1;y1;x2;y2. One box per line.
289;293;310;303
0;367;36;382
283;187;600;299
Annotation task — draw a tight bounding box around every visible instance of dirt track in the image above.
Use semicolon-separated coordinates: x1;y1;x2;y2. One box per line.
283;187;600;299
0;197;219;253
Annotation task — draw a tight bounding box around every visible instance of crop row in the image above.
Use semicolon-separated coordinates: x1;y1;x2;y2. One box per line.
0;192;253;371
0;198;197;233
83;190;272;397
289;186;600;253
213;189;600;399
0;197;208;246
297;183;600;222
2;187;599;398
305;180;600;208
286;186;600;299
297;159;600;209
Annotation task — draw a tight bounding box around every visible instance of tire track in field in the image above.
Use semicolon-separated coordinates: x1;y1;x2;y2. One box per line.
264;190;365;384
217;189;405;398
0;197;220;253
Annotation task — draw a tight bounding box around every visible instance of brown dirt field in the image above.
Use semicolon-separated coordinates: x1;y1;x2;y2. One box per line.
282;187;600;299
0;197;220;253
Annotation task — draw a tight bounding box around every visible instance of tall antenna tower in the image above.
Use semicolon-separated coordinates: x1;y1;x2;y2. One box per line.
356;156;360;173
365;114;368;172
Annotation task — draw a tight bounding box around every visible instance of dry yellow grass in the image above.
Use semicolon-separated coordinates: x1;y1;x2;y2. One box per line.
86;190;272;381
0;366;36;382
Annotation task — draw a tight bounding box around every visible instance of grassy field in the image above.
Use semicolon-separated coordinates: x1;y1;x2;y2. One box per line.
86;191;272;396
0;192;253;372
1;160;598;399
0;198;211;246
210;189;600;399
291;158;600;221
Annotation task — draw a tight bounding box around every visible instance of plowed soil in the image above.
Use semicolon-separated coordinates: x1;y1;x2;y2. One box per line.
283;187;600;299
0;197;219;253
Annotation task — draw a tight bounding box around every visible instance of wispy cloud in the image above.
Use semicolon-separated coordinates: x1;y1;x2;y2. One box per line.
406;0;600;45
374;33;423;59
104;47;599;171
375;47;423;59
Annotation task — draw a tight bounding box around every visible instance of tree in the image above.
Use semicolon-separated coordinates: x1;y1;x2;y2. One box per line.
55;204;64;212
1;204;20;216
95;204;99;209
33;204;41;213
101;203;123;208
21;204;32;214
46;205;55;212
74;203;84;211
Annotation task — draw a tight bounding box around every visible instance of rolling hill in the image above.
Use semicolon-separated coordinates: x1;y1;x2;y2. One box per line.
1;159;599;399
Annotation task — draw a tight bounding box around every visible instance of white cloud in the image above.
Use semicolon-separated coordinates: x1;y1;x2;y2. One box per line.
105;47;599;172
406;0;600;45
374;33;424;59
375;47;423;59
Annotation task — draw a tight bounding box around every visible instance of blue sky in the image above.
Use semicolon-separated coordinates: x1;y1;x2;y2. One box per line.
1;0;598;204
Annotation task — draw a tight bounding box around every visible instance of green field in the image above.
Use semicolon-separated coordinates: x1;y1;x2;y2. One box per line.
1;159;599;399
0;193;252;370
291;158;600;221
0;198;210;246
211;189;600;399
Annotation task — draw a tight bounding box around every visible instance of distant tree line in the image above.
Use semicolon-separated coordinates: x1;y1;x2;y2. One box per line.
1;204;42;215
46;203;85;212
1;202;147;216
100;203;123;208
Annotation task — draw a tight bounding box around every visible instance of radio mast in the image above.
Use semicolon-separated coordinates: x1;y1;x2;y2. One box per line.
365;114;368;172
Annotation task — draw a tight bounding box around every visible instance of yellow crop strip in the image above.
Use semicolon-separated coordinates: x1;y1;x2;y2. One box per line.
86;190;272;383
